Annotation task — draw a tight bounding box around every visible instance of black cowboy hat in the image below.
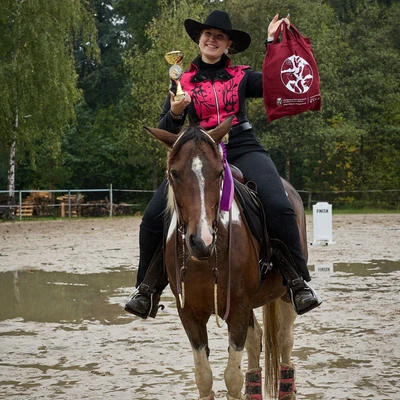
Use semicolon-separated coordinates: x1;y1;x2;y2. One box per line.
184;10;251;54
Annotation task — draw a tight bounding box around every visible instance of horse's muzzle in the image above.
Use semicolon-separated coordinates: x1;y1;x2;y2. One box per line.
188;233;216;260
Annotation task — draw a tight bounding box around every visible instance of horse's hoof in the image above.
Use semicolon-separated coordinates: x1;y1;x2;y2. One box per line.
226;394;250;400
199;391;215;400
279;395;296;400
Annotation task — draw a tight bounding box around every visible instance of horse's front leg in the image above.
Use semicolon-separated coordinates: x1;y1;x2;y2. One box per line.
194;345;214;400
178;308;214;400
225;311;251;400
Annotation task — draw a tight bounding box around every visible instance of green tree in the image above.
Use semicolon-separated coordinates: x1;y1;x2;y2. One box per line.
123;0;209;190
63;0;130;190
0;0;98;211
224;0;399;196
115;0;159;52
222;0;344;189
63;0;161;191
339;1;400;190
305;0;400;194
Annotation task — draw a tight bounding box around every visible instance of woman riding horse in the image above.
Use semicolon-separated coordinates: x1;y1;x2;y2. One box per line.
125;10;322;318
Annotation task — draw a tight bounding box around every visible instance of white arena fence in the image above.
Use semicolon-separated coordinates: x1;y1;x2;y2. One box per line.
0;187;399;220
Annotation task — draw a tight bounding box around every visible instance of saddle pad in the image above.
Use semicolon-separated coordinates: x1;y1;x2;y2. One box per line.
233;180;269;252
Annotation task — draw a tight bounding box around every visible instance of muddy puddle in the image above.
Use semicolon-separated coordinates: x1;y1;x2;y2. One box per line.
1;260;399;399
0;268;136;324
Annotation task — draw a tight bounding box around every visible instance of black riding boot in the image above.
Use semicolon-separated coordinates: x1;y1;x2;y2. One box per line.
124;243;167;318
124;219;168;319
271;239;322;315
291;283;322;315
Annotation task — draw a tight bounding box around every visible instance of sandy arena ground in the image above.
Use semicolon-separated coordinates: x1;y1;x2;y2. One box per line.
0;214;399;399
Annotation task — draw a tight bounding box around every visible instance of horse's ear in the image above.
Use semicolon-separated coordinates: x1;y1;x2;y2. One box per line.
143;126;177;149
207;116;234;143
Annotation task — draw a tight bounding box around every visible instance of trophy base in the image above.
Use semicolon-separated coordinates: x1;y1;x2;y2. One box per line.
174;92;185;101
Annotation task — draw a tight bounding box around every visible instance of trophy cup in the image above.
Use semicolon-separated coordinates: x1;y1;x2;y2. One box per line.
165;50;185;101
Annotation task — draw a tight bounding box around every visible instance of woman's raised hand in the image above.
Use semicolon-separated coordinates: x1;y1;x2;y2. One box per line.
267;13;290;39
170;91;192;117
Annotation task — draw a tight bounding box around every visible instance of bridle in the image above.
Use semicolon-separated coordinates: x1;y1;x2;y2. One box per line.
169;129;233;327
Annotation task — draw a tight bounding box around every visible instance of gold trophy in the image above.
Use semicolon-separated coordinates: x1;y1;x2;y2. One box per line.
165;50;185;101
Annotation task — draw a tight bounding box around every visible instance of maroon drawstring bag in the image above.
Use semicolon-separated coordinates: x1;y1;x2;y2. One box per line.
262;23;321;122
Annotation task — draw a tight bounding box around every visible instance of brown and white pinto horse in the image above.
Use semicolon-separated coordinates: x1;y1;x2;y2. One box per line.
144;118;304;400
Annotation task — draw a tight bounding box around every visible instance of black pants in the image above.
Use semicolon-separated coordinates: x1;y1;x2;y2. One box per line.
135;180;168;287
136;151;310;288
231;150;310;281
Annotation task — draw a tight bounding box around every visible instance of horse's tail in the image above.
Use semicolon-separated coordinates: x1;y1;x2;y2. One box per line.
263;300;280;399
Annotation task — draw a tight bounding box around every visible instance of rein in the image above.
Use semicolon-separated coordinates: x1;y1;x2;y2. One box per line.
172;138;233;327
174;210;233;327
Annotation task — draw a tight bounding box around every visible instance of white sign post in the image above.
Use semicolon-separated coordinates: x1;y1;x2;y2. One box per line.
314;262;335;274
312;202;335;245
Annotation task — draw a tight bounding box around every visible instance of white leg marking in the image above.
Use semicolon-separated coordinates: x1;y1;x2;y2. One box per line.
224;341;244;399
193;347;213;398
192;156;213;246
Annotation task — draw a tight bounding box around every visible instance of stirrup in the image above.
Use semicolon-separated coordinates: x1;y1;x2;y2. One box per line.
124;289;163;319
288;281;322;315
125;288;140;304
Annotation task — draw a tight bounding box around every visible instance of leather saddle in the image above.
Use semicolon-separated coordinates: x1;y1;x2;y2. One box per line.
230;165;272;278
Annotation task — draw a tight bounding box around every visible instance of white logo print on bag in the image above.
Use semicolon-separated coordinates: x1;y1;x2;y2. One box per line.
281;55;313;94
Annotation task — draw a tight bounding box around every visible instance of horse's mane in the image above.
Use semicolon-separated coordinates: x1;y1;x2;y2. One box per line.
166;124;221;215
168;124;219;165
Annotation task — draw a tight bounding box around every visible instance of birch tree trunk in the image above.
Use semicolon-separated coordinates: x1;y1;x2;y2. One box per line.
7;137;16;200
6;112;18;219
1;1;98;218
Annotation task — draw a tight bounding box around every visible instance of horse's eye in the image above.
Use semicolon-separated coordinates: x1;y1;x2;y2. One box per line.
169;170;179;181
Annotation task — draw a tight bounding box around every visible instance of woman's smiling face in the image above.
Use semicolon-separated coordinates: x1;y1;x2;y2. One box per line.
199;28;233;63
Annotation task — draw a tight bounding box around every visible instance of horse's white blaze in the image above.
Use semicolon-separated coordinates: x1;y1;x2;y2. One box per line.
166;211;177;243
192;347;213;397
192;156;213;246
